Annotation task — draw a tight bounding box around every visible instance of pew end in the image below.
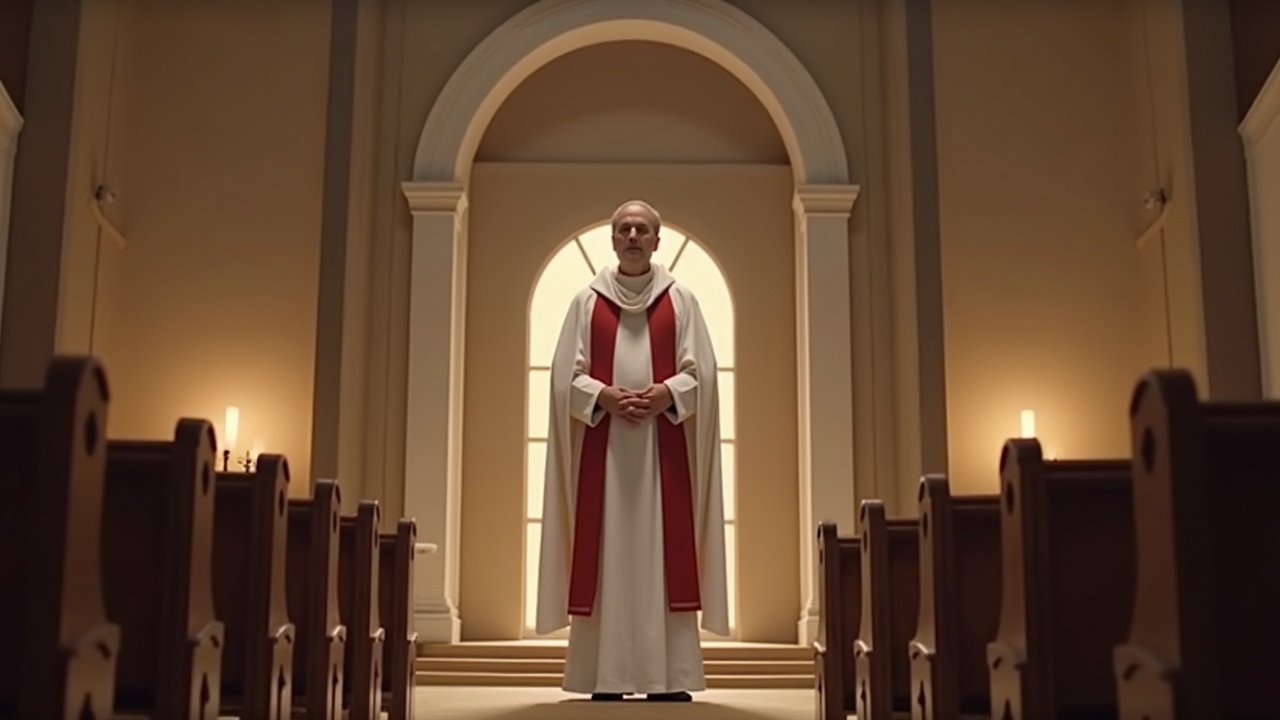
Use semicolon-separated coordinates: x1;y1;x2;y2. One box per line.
338;500;385;720
813;521;861;720
0;356;121;720
853;500;920;720
104;418;225;720
214;453;296;720
910;474;1001;720
988;438;1135;720
1117;369;1280;719
286;478;347;720
379;518;419;720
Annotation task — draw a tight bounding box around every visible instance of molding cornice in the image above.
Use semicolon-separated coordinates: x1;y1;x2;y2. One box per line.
0;81;22;156
412;0;849;185
1241;58;1280;151
793;183;861;216
401;181;468;215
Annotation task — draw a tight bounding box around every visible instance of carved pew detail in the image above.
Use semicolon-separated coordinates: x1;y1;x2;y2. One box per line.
909;475;1001;720
0;356;120;720
339;500;385;720
213;454;295;720
379;518;418;720
286;479;346;720
1116;370;1280;719
854;500;920;720
814;521;861;720
104;419;225;719
987;439;1135;720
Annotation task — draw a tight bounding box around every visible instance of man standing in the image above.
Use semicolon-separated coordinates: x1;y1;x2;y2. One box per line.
536;200;729;702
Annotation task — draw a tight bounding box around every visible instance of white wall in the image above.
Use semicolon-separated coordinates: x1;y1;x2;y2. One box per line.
0;81;22;342
1242;60;1280;397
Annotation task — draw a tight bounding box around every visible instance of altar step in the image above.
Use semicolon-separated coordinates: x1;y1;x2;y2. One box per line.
415;641;814;689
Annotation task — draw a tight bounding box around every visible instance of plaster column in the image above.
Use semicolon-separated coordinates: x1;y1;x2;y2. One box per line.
0;84;21;342
793;183;861;645
401;181;468;643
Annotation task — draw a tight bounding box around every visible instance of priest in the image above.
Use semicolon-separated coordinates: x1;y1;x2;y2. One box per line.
536;200;729;703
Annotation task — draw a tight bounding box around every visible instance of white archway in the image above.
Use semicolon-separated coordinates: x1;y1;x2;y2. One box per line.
401;0;861;645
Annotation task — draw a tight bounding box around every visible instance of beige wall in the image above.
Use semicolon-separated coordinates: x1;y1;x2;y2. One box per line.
0;0;1265;642
930;0;1160;491
3;0;332;491
461;162;798;642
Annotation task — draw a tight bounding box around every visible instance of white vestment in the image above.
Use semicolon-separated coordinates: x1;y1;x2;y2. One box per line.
536;263;729;695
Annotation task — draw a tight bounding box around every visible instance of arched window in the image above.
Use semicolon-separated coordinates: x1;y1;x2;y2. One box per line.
524;222;737;638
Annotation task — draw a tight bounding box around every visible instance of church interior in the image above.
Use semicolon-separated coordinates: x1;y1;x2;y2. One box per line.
1;0;1278;718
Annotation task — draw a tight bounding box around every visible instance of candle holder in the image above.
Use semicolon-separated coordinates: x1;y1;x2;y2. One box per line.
220;448;256;473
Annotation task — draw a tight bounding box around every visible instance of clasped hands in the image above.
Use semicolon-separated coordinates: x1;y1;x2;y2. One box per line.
598;383;672;425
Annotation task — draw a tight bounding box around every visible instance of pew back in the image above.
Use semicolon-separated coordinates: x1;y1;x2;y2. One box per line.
213;454;295;720
989;439;1134;720
1118;370;1280;719
104;420;225;720
910;474;1000;720
0;357;119;720
286;479;346;720
814;521;861;720
854;500;919;720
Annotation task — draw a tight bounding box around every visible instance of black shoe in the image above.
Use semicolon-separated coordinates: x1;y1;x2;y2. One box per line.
591;693;624;701
646;691;692;702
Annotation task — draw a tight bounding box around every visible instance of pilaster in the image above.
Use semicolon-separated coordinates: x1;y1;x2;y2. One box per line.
401;180;468;643
792;183;860;644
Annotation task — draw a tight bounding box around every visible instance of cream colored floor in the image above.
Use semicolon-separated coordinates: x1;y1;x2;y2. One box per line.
414;686;814;720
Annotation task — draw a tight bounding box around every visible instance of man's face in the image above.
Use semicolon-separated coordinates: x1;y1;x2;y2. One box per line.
612;205;661;268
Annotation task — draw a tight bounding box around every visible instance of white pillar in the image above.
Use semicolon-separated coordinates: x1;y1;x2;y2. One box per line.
0;83;21;342
793;183;860;645
401;181;469;643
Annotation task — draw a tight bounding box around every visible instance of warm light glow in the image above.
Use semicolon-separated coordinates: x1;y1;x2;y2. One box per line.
250;438;265;459
225;406;240;451
1019;409;1036;439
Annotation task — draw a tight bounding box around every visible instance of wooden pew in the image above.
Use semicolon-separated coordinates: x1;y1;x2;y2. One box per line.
987;438;1135;720
814;521;862;720
213;455;295;720
853;500;919;720
338;500;385;720
0;356;120;720
286;479;346;720
379;518;419;720
909;475;1001;720
103;418;224;720
1115;369;1280;719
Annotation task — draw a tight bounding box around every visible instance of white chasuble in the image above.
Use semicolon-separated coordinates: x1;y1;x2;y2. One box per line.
536;263;728;695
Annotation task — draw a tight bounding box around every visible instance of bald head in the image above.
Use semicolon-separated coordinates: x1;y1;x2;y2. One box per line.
611;200;662;234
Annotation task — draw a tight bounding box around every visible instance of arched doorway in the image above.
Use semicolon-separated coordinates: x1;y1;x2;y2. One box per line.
400;0;861;645
522;222;738;638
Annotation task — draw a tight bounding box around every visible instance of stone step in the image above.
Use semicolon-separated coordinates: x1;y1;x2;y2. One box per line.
418;641;812;662
414;671;813;689
416;656;813;675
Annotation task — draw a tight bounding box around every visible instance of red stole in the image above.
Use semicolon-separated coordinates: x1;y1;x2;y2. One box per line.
566;289;702;616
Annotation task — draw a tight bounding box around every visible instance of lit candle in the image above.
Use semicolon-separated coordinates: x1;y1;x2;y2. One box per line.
225;406;240;452
1019;409;1036;439
250;438;265;460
